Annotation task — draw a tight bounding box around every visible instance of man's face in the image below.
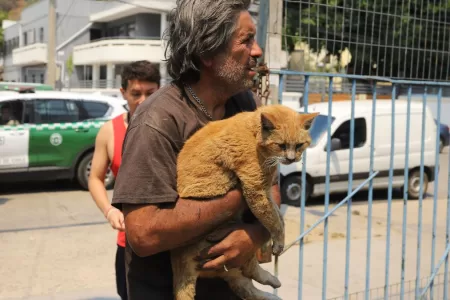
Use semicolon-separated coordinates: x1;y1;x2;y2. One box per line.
120;80;159;114
212;11;263;91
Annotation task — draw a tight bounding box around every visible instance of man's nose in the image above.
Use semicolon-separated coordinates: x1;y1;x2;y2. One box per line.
251;41;263;58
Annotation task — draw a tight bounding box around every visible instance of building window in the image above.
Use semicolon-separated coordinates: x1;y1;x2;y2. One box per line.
23;32;27;46
39;27;44;43
40;73;44;84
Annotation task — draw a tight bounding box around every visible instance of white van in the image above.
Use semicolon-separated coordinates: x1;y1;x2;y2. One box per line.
279;100;439;206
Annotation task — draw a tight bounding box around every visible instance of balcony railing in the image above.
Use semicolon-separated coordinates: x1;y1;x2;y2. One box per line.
73;37;165;65
12;43;47;66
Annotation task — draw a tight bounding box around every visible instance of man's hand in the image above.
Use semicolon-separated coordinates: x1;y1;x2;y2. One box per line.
195;223;269;271
105;206;126;231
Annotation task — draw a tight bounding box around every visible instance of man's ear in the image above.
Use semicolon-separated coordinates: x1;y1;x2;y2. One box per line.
200;56;213;68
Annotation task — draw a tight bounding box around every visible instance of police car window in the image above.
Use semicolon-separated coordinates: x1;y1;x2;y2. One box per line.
33;99;79;124
79;101;109;120
0;100;24;126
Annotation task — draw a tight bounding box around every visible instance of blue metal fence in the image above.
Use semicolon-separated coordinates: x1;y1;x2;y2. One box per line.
270;70;450;300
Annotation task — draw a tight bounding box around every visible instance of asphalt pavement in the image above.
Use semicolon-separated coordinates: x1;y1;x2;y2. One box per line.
0;148;449;299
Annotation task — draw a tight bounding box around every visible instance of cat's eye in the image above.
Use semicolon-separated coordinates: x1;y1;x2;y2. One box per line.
278;144;287;150
295;143;304;150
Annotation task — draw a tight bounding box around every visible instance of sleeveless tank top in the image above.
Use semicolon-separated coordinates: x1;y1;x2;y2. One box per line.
112;114;127;247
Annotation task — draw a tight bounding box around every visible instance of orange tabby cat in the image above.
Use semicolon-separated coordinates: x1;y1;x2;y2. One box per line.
172;104;318;300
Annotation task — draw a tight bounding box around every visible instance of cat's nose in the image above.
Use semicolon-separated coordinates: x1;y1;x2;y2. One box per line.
286;158;295;164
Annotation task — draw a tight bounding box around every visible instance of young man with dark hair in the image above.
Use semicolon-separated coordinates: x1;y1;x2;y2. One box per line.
88;60;161;300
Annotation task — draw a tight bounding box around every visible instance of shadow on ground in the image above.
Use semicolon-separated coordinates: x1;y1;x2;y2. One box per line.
287;188;434;209
0;180;83;195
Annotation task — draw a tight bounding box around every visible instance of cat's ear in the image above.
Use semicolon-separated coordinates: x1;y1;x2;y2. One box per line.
261;112;276;132
300;112;319;130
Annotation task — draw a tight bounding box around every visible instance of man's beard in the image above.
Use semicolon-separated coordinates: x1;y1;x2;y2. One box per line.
214;56;255;92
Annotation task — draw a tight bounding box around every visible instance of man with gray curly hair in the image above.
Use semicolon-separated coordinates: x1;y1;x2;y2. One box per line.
111;0;281;299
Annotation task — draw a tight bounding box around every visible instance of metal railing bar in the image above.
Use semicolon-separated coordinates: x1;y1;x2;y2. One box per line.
365;81;378;300
429;87;443;299
415;87;428;298
298;74;310;300
384;84;397;299
420;244;450;298
400;85;412;300
322;76;333;300
270;70;450;87
280;170;380;256
344;79;356;299
444;110;450;299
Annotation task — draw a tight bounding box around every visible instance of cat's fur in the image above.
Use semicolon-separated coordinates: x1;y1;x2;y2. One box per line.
173;104;318;300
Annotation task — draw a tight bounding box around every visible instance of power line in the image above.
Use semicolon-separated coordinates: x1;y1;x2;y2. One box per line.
56;0;76;28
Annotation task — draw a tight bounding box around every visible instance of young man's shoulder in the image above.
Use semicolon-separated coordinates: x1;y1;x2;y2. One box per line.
96;118;114;144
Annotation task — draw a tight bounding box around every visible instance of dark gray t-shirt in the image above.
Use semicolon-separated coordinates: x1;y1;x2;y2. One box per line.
112;82;258;300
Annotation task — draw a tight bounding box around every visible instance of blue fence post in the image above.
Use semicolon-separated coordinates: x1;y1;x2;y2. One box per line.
384;84;396;300
400;85;412;300
415;86;428;298
344;79;356;300
299;75;310;300
429;87;443;299
322;76;333;300
274;73;285;297
365;81;378;300
445;117;450;299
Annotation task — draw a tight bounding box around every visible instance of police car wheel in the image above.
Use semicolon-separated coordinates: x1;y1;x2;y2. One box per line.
76;152;115;190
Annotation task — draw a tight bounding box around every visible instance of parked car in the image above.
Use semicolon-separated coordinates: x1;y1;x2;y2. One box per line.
436;119;450;153
0;91;127;189
279;100;438;206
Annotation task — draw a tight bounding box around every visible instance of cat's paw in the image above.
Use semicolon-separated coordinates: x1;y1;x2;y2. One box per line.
266;275;282;289
272;241;284;256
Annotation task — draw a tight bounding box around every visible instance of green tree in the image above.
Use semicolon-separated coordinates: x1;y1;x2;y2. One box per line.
283;0;450;80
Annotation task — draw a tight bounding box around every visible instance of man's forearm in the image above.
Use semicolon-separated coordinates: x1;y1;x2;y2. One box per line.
89;177;112;217
124;189;245;257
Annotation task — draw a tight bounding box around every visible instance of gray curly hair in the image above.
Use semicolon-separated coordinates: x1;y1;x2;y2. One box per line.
164;0;251;83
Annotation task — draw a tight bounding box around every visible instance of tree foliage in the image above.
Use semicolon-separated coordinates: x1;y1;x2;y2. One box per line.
283;0;450;80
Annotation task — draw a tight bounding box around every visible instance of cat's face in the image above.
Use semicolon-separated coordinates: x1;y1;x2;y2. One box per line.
259;108;319;166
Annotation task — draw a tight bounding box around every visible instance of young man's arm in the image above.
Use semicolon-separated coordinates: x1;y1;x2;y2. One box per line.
88;122;124;231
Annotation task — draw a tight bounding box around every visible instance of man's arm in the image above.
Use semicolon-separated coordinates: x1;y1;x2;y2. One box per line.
88;123;124;230
123;189;245;257
197;184;282;270
122;181;280;258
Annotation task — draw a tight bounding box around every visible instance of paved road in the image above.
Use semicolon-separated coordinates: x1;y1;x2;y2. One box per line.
0;148;449;299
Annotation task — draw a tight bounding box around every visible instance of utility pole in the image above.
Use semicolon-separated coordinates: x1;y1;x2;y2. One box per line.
256;0;283;105
46;0;57;88
267;0;283;105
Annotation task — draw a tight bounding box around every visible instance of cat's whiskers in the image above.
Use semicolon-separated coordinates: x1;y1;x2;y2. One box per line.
263;157;278;168
263;156;284;168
